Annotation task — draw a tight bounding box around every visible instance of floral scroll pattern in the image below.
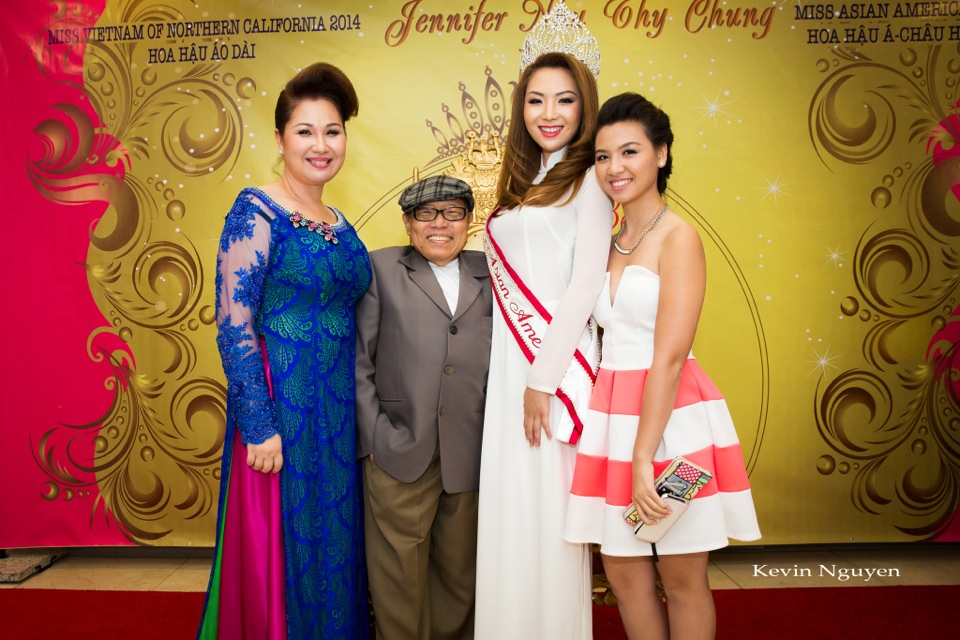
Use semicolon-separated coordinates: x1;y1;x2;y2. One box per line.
28;0;249;543
810;45;960;539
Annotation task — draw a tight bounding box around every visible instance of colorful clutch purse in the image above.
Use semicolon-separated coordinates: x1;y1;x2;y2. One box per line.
622;457;713;543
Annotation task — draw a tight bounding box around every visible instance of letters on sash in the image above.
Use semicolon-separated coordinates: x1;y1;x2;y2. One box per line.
484;212;599;444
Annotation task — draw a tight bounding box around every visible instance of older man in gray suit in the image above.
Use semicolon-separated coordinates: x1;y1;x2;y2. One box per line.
356;175;492;640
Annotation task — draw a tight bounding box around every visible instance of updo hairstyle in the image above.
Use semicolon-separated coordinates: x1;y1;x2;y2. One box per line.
274;62;359;133
596;92;674;194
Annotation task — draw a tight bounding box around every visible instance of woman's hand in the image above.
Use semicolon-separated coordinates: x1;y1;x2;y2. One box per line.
631;459;671;526
247;433;283;474
523;387;552;447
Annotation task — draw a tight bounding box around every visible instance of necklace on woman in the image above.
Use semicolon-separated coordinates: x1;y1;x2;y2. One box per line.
280;178;339;244
289;210;339;244
613;202;668;255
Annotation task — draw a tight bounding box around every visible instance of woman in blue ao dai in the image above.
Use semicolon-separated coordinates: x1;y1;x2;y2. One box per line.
198;63;371;639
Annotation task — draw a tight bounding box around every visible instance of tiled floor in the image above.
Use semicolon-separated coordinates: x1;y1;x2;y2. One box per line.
3;545;959;591
0;554;212;592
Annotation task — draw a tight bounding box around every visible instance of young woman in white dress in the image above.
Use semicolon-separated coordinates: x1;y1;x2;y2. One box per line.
475;51;613;639
564;93;761;639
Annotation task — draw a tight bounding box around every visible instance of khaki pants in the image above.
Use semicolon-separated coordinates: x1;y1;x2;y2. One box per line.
363;449;479;640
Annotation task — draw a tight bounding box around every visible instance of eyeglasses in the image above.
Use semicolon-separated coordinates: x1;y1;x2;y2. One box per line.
411;206;468;222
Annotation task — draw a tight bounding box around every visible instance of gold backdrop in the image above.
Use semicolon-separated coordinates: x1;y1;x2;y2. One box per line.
8;0;958;546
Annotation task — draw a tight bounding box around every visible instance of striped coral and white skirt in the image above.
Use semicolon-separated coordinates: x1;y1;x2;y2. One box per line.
564;359;761;556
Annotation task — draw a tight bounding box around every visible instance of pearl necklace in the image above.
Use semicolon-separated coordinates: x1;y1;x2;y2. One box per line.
288;210;339;244
613;202;668;255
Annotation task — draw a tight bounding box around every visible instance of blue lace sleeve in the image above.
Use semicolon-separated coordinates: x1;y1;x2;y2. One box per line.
215;191;278;445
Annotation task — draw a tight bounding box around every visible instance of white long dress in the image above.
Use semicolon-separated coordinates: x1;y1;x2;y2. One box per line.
475;150;613;639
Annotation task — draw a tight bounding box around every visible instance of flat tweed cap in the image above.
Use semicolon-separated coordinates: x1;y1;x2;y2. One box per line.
399;175;475;213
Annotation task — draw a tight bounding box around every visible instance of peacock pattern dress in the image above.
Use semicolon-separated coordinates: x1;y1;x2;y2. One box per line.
198;186;371;639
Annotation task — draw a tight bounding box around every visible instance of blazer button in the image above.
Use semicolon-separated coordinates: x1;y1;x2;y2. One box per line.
449;325;459;335
444;366;454;375
439;407;447;416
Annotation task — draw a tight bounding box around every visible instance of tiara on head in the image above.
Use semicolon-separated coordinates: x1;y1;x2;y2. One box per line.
519;0;601;79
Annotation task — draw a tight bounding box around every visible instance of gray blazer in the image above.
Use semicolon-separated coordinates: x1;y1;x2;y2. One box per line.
355;246;492;493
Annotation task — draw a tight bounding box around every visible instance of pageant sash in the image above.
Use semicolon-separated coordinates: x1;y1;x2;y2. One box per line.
484;212;599;444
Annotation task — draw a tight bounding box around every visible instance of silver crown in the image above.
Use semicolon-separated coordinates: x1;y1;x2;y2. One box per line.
519;0;601;79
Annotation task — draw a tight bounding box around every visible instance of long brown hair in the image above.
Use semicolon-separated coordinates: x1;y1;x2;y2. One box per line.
496;52;599;211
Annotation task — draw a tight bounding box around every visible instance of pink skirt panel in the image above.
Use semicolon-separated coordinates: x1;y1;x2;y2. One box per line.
571;443;750;506
589;360;724;415
217;431;287;640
